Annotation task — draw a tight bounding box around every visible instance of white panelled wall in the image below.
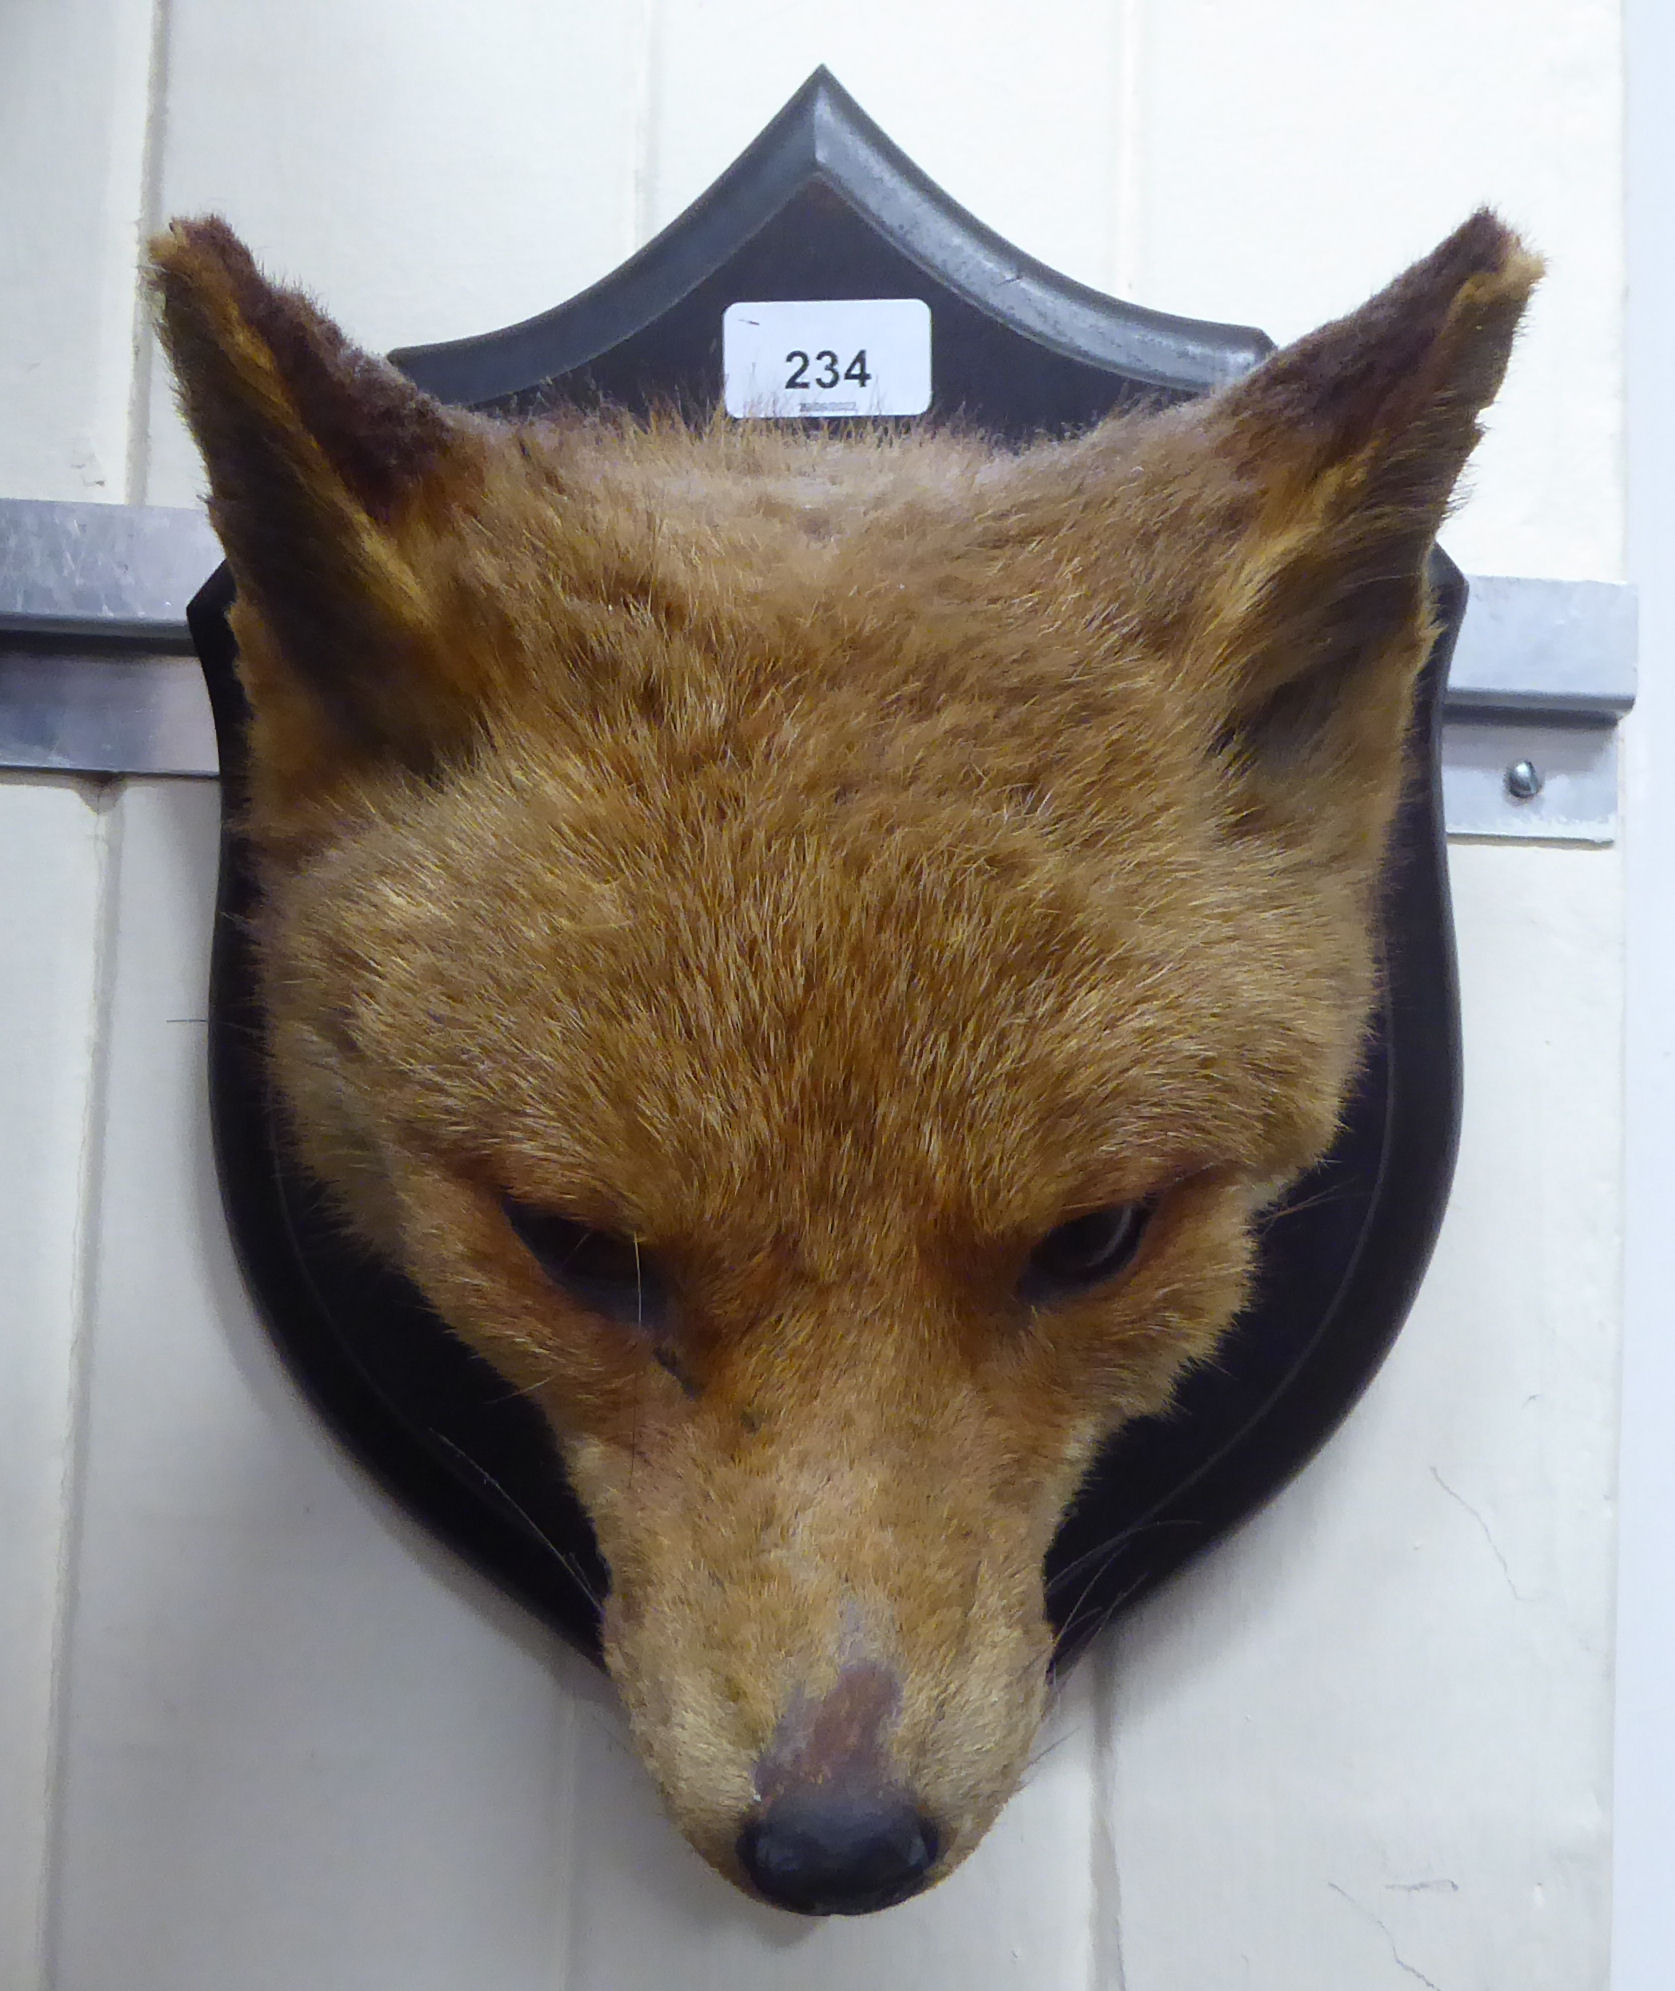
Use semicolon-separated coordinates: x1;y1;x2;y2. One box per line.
0;5;1636;1988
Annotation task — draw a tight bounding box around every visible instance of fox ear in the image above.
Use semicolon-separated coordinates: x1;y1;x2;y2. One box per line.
1210;211;1539;692
1180;210;1540;843
149;217;481;774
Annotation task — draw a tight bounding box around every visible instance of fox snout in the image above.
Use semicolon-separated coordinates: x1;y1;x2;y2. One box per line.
565;1355;1067;1910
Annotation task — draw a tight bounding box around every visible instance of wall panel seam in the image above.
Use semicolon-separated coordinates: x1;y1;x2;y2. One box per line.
1112;0;1146;300
39;779;126;1991
1088;1636;1128;1991
631;0;665;254
124;0;173;507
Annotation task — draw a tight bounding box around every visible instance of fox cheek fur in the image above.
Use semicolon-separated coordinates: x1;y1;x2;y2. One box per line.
151;211;1537;1911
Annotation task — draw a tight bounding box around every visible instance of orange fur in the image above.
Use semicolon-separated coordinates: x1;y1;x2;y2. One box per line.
151;212;1537;1908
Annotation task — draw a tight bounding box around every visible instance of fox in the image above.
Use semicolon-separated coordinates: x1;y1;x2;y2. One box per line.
150;210;1536;1917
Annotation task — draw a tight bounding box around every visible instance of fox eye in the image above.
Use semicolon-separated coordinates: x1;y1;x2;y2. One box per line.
1020;1204;1151;1304
501;1197;668;1331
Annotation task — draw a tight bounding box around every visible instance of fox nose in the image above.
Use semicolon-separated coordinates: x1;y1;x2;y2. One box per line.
738;1791;940;1915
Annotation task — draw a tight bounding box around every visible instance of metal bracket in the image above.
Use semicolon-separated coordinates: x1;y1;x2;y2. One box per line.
0;499;220;777
1440;576;1636;843
0;498;1639;841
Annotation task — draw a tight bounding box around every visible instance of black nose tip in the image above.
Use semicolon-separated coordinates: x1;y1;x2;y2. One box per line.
738;1791;941;1915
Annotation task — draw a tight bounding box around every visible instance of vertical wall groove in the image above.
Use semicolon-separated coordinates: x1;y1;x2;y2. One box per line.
0;776;119;1991
39;783;127;1991
1111;0;1146;299
123;0;173;506
1087;1635;1128;1991
631;0;666;252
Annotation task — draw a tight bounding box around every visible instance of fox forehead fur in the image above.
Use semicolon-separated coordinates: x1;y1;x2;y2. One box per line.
152;212;1536;1911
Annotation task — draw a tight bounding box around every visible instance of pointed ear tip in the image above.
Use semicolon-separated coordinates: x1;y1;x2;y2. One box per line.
1503;240;1546;305
145;215;261;296
1453;208;1544;302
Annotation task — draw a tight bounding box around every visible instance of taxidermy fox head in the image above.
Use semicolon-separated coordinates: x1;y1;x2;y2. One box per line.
152;212;1534;1915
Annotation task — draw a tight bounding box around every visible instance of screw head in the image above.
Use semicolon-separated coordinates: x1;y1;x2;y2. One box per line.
1506;759;1544;801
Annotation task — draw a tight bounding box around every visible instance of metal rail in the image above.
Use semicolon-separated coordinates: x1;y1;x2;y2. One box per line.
0;498;1637;839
